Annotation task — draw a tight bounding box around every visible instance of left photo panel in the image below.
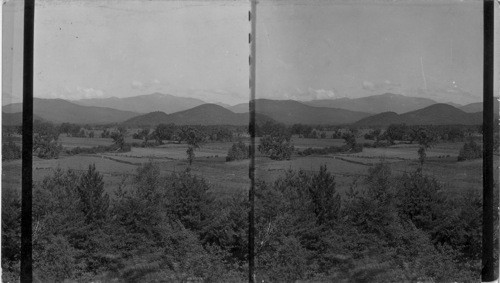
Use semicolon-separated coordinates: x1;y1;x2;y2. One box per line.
2;0;251;281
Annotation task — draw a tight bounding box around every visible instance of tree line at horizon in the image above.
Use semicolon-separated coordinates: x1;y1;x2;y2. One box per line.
2;119;493;164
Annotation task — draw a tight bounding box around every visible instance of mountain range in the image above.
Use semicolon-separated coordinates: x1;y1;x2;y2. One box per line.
122;104;266;126
2;98;139;124
251;99;371;125
302;93;441;114
72;92;207;114
459;100;499;113
2;93;490;127
354;104;483;126
2;112;44;126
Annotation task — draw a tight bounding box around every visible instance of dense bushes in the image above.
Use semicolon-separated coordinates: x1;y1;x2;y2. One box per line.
226;141;250;162
253;162;483;281
258;135;294;160
33;120;63;159
4;162;247;282
298;145;348;156
2;188;21;281
298;133;363;156
2;157;487;282
66;144;131;155
458;140;482;161
2;141;21;161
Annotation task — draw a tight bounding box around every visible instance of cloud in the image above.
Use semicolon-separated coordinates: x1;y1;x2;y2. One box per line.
75;86;105;99
39;86;106;100
286;87;337;101
131;80;144;89
362;80;401;92
362;81;376;91
308;88;336;100
131;79;162;91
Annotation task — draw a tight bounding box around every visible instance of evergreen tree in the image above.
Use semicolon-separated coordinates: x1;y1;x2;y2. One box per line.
77;164;110;225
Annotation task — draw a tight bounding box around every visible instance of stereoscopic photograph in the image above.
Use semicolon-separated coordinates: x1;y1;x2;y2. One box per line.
1;0;498;282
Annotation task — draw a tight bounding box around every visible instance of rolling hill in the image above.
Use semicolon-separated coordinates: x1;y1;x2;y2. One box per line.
302;93;441;114
122;104;272;126
73;92;207;114
248;99;371;125
227;103;249;113
2;98;140;124
354;103;483;126
2;112;45;126
460;100;499;113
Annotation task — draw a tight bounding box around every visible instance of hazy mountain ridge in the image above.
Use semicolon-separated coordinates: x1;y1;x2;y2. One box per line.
459;100;499;113
302;93;442;114
73;92;208;114
251;99;371;125
2;112;45;126
2;98;140;124
123;104;268;126
354;103;483;126
3;94;488;127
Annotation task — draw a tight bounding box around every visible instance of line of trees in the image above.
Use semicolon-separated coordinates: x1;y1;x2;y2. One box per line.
377;124;479;145
151;124;242;145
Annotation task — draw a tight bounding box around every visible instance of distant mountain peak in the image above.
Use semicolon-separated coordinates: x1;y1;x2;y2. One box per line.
123;103;253;126
72;93;209;114
303;93;438;114
355;103;482;126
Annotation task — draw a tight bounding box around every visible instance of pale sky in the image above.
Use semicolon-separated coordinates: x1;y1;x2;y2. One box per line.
256;0;486;104
2;0;498;106
4;0;250;105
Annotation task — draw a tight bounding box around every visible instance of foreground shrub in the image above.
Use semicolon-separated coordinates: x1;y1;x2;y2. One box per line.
2;141;21;161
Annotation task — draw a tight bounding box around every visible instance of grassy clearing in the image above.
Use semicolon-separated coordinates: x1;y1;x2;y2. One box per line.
59;136;114;148
352;142;463;161
289;137;345;149
4;137;488;201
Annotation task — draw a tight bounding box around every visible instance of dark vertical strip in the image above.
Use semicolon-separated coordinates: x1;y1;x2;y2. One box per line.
21;0;34;282
248;1;257;283
482;0;495;281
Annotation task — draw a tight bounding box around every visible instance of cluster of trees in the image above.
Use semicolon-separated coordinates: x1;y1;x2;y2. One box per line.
380;124;478;145
226;141;250;162
364;128;382;141
254;163;486;281
258;134;294;161
59;123;87;138
290;124;328;139
151;124;242;145
33;120;63;159
2;163;249;281
298;132;363;156
2;161;491;281
2;141;21;161
458;140;483;161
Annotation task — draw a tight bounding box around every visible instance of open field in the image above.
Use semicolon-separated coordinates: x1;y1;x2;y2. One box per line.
289;137;346;149
350;142;464;161
3;136;493;200
59;136;114;148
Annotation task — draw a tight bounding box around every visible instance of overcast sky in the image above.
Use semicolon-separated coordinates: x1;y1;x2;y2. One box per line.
2;0;496;106
256;0;486;104
4;0;249;105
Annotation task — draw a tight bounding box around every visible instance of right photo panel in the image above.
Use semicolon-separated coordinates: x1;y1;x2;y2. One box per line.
253;0;495;281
